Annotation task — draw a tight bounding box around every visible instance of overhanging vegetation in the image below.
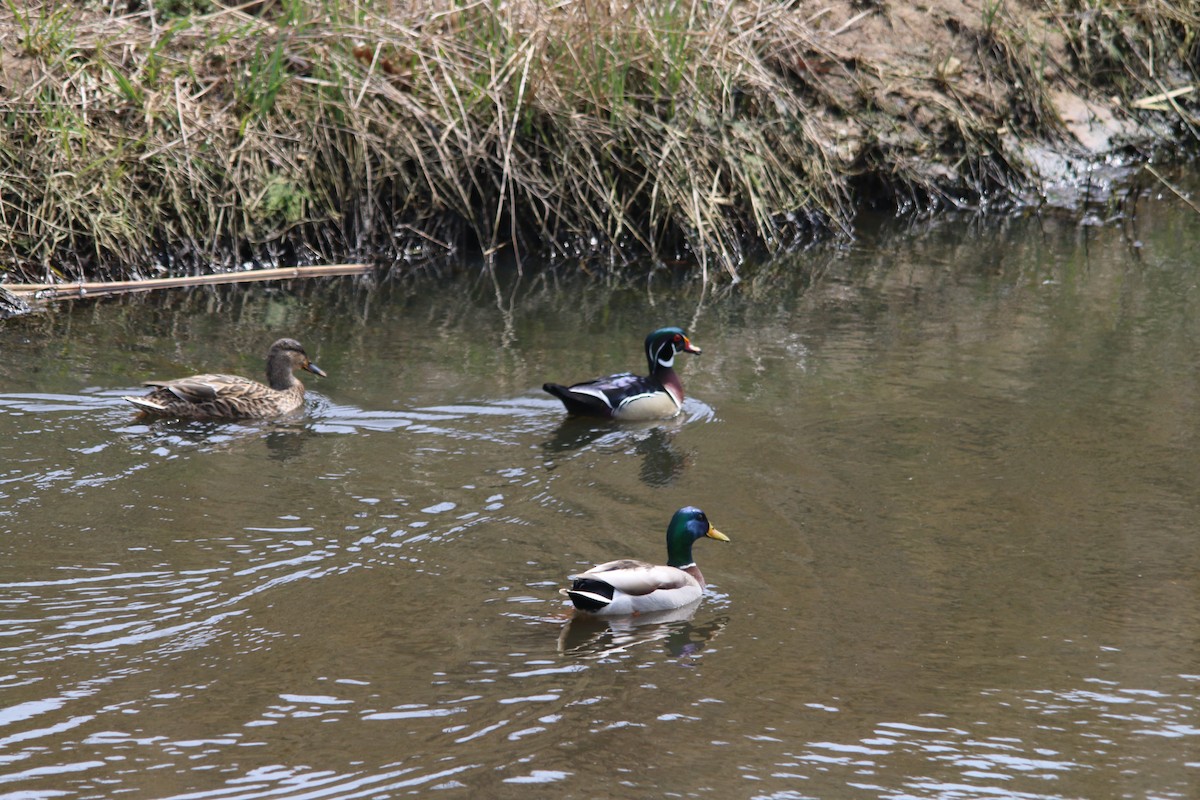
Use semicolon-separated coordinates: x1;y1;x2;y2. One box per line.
2;0;1197;284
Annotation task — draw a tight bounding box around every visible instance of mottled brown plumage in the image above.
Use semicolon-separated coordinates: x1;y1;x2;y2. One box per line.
123;338;326;420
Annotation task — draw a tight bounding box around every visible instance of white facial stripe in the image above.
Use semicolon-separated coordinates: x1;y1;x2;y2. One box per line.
650;338;677;368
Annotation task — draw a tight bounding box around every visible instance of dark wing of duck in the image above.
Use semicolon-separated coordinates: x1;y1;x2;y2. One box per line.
137;373;263;417
142;374;234;404
543;372;660;418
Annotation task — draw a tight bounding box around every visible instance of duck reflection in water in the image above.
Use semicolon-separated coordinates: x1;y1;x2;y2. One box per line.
263;424;313;462
634;427;690;487
543;421;691;488
558;605;728;663
121;415;316;463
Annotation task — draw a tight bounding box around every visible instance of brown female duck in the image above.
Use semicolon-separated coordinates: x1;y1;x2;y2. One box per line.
123;338;326;420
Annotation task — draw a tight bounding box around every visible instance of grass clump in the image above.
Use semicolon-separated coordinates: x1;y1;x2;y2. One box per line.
1;0;1197;284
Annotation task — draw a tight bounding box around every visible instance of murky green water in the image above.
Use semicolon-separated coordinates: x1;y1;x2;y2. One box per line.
4;198;1200;799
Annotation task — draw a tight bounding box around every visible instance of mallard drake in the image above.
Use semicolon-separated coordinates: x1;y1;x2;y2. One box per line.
543;327;701;421
123;338;326;420
561;506;729;616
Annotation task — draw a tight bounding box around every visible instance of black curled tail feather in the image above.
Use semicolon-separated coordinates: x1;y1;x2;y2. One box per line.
543;383;613;418
565;578;615;612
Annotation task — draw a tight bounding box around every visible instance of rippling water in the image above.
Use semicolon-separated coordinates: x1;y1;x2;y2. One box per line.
4;202;1200;799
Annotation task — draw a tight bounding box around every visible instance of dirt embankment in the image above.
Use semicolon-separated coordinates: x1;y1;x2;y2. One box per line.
0;0;1196;289
795;1;1191;204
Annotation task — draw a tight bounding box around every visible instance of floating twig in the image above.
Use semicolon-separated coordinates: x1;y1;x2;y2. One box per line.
5;263;372;303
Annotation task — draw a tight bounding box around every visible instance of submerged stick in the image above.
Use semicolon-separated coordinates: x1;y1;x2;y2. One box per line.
1144;166;1200;217
6;263;373;303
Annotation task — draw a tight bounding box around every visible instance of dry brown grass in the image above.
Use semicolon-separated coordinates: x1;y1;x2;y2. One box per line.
1;0;1196;285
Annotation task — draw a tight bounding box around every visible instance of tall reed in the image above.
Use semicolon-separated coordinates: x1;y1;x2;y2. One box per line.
1;0;1196;284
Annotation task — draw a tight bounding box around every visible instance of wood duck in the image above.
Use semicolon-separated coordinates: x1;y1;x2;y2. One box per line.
561;506;730;616
543;327;701;420
123;338;326;420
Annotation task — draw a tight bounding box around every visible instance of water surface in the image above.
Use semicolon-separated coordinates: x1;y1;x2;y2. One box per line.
3;202;1200;799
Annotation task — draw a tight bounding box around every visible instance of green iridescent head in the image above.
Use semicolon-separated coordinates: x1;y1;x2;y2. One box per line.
665;506;729;568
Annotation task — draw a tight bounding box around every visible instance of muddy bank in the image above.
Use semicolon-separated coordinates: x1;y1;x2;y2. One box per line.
1;0;1196;287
